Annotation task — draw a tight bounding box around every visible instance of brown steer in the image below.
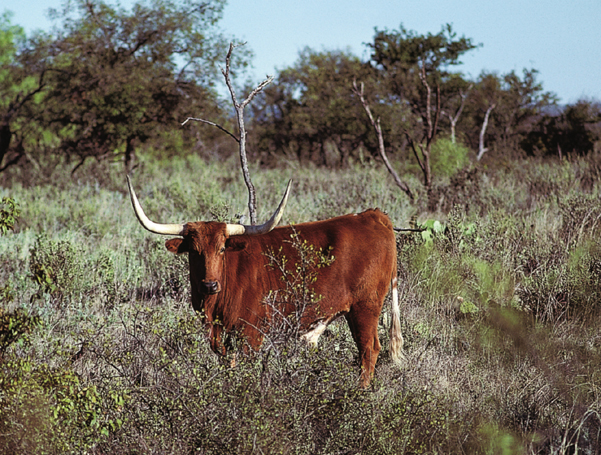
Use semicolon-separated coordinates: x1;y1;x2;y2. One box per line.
127;177;403;386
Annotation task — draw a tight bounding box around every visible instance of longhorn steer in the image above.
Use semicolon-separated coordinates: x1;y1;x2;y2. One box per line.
127;177;403;386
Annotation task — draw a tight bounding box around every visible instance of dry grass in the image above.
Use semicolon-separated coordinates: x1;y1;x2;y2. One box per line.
1;153;600;453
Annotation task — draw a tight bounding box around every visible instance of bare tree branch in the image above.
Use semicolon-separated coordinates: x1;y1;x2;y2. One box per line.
352;80;414;202
222;42;274;225
404;132;426;174
444;84;472;143
0;150;24;172
419;62;434;141
416;61;439;190
182;42;274;225
181;117;239;143
477;103;496;161
240;76;274;109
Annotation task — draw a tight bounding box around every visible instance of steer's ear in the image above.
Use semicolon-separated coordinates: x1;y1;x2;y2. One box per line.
165;238;188;254
225;237;247;252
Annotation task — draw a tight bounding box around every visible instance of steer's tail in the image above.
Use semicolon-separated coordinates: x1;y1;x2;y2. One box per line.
389;275;404;363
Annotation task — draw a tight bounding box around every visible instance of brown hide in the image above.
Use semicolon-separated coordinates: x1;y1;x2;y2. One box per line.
165;209;398;387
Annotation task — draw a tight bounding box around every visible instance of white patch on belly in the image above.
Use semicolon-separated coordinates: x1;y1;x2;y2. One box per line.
300;321;328;346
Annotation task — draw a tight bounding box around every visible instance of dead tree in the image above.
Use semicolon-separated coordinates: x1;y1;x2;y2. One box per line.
411;62;441;192
444;84;472;144
477;103;496;161
183;43;274;225
352;80;414;202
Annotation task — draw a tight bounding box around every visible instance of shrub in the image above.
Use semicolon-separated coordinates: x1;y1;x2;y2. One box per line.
0;307;38;353
29;236;86;302
3;154;601;453
0;197;20;235
0;355;124;453
430;138;471;179
559;193;601;246
261;230;335;358
427;168;483;213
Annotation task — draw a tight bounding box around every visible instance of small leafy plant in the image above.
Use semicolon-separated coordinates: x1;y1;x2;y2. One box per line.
0;197;20;235
261;230;335;360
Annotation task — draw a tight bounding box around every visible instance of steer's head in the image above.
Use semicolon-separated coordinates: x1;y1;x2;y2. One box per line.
126;176;291;300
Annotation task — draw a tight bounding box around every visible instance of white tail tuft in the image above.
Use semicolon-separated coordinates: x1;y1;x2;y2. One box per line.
389;277;404;363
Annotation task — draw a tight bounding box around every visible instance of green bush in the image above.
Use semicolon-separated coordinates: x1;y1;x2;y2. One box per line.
0;355;125;453
430;138;471;178
29;236;86;301
0;197;20;235
0;307;38;353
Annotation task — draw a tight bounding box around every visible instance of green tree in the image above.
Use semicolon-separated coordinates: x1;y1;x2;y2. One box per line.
559;100;601;155
463;69;556;159
494;69;556;155
523;99;601;157
0;13;50;171
251;48;374;166
367;24;477;192
42;0;232;172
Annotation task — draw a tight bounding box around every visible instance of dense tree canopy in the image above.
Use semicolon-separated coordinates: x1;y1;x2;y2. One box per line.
250;24;597;174
0;0;239;173
250;48;375;166
45;0;233;171
523;99;601;157
0;12;51;171
0;8;599;177
458;69;558;159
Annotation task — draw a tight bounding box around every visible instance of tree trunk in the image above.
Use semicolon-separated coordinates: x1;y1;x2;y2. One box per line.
449;117;457;144
222;43;273;225
417;63;440;192
0;120;12;170
446;84;472;144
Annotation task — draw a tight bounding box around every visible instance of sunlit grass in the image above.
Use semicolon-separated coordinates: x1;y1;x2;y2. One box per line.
1;153;600;453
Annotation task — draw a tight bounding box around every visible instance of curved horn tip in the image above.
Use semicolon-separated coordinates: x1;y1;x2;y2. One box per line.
225;179;293;237
277;179;292;209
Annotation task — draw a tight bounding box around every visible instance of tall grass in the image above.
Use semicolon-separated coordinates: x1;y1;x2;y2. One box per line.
1;152;600;453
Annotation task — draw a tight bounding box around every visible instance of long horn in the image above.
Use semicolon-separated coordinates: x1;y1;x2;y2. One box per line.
126;175;185;236
225;180;292;236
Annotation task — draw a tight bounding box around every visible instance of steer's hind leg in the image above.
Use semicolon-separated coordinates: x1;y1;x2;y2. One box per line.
345;307;381;388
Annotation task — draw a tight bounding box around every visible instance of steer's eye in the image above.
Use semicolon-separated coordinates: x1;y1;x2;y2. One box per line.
219;246;226;254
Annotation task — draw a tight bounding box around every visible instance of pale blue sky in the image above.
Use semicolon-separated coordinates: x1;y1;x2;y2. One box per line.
6;0;601;103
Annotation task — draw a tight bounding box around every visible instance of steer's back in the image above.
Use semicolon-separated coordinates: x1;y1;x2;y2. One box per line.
253;208;397;324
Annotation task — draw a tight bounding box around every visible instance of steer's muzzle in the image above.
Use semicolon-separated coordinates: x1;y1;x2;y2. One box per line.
201;280;221;295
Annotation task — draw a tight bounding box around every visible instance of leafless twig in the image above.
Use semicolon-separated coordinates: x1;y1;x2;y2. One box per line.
181;42;274;225
477;103;496;161
222;43;274;225
181;117;239;143
352;79;414;202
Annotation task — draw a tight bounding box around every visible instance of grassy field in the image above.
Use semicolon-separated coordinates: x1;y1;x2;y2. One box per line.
1;152;601;454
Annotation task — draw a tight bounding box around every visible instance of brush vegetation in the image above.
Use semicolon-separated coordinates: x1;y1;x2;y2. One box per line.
1;151;601;454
